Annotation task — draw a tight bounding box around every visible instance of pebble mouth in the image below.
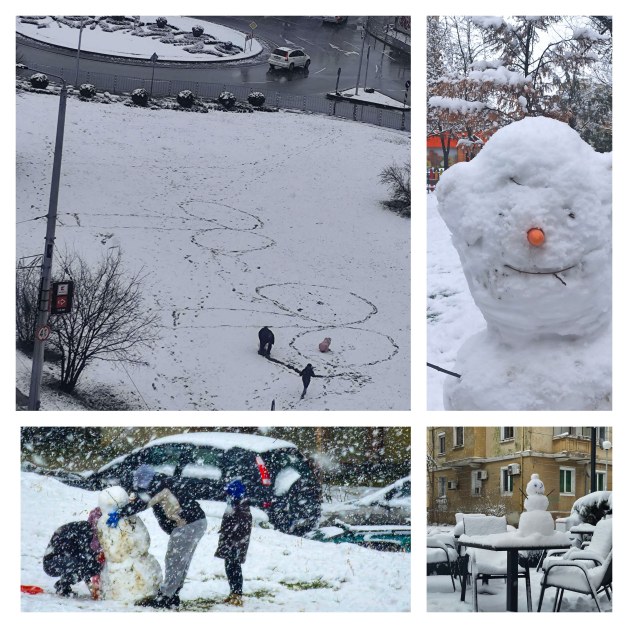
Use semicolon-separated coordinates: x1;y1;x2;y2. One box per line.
504;263;576;286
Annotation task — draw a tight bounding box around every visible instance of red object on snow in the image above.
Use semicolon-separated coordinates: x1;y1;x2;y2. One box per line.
319;337;332;352
21;585;44;595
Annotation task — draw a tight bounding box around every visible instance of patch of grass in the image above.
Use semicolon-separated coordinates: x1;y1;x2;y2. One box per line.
249;589;276;599
280;578;333;591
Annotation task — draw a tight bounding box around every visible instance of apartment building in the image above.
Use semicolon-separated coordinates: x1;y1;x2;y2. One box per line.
427;426;612;525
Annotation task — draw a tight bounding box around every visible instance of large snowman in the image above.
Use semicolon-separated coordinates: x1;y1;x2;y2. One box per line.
437;116;611;410
518;473;554;537
97;486;163;602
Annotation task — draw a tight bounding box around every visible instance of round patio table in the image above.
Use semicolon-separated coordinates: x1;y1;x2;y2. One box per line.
458;531;572;612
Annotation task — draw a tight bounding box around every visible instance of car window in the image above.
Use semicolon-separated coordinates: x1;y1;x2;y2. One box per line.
180;447;223;481
272;48;285;56
142;444;184;477
264;449;312;478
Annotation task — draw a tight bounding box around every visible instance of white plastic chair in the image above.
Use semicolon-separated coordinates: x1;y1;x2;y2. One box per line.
427;534;458;591
542;518;612;571
462;515;532;612
537;550;612;612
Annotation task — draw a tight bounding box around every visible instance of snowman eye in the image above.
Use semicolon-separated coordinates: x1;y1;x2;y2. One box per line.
568;211;576;219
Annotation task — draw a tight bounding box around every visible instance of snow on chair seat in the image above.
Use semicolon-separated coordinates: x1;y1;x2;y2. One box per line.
427;536;458;591
461;515;532;612
537;551;612;612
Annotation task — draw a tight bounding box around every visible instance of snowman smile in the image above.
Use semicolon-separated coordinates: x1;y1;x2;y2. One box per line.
504;263;576;286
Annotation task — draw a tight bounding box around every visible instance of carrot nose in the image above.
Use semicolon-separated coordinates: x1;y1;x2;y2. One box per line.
527;228;545;246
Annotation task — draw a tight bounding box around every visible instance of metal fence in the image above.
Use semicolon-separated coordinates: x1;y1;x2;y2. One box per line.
17;65;410;132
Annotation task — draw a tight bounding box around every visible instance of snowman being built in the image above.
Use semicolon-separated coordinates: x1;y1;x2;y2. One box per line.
437;116;611;410
517;474;554;537
97;486;162;602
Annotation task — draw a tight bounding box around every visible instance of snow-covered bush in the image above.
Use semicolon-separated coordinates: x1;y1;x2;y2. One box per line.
569;491;612;525
30;73;49;89
177;90;195;108
379;161;411;217
248;91;266;107
131;88;149;106
155;17;167;28
218;91;236;109
79;83;96;99
192;25;204;37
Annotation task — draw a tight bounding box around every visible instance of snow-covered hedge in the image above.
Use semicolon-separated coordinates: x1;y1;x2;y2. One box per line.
218;91;236;109
177;90;195;108
131;88;149;106
192;25;204;37
30;73;49;89
248;91;266;107
79;83;96;99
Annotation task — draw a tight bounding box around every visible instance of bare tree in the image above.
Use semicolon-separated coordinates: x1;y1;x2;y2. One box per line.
380;161;411;216
47;248;160;392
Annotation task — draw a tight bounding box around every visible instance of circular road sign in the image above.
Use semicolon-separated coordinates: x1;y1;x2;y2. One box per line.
35;324;51;341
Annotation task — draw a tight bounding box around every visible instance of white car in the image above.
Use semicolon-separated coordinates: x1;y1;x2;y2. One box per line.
268;47;311;72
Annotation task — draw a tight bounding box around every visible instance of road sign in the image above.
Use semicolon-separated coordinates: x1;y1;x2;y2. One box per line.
249;21;257;30
51;281;74;314
35;325;51;341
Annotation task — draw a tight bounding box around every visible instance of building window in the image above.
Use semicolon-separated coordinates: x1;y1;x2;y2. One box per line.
438;432;446;456
453;427;464;447
438;476;447;498
501;467;513;494
596;471;607;491
560;467;575;495
500;427;514;441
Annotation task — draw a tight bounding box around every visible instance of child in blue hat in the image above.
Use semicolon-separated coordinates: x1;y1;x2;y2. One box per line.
215;479;252;606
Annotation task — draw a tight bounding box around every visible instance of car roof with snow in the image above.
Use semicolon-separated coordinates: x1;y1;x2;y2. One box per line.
97;432;298;473
354;475;411;506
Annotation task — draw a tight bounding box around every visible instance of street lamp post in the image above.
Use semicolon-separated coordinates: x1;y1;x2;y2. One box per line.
19;65;69;410
355;28;367;96
602;440;611;489
74;18;85;86
149;52;158;98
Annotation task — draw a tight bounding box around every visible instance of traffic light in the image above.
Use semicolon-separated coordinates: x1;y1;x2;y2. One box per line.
51;281;74;314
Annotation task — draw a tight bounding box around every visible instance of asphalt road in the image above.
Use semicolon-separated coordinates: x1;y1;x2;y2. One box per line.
17;16;411;102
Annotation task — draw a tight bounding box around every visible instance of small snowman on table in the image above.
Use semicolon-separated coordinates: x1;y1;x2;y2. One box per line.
97;486;163;602
518;474;554;537
436;116;611;410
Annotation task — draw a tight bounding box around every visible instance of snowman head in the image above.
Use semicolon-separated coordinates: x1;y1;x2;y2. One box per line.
98;485;130;513
526;473;545;495
437;117;611;340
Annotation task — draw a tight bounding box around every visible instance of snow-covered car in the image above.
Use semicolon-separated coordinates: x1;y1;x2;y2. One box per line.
268;46;311;71
320;476;411;527
70;432;322;535
322;16;348;25
306;521;411;552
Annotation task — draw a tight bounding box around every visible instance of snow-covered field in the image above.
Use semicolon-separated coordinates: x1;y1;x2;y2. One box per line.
16;88;410;410
21;472;411;612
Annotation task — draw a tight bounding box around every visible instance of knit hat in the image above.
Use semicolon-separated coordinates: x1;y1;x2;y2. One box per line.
133;464;156;489
225;479;246;500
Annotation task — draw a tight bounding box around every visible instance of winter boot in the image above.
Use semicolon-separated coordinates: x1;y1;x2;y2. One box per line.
54;579;75;597
224;593;243;606
136;593;179;609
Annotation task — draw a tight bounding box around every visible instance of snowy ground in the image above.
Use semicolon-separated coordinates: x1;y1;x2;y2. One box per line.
16;86;410;410
427;191;483;409
426;525;611;613
16;16;263;62
21;472;411;612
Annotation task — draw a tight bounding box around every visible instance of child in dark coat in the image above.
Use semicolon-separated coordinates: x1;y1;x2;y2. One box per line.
43;507;104;598
215;479;252;606
300;363;315;399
